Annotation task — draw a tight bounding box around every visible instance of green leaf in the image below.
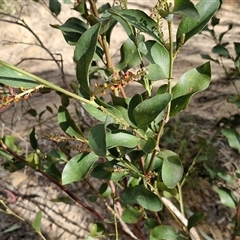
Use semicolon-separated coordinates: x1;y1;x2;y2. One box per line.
128;94;143;126
73;0;87;14
212;44;230;57
217;171;235;186
221;128;240;153
26;152;40;169
219;23;233;43
99;183;111;198
32;211;42;231
150;225;178;240
201;54;220;64
50;18;88;45
146;64;166;81
3;135;17;151
88;124;106;156
170;62;211;116
74;23;101;94
0;64;38;89
122;185;162;211
29;128;38;150
142;137;156;154
145;218;158;230
116;38;141;71
142;40;170;80
49;0;61;16
173;0;199;20
215;186;237;208
58;106;85;140
90;222;106;237
122;206;142;224
106;130;140;148
51;196;72;203
83;103;107;122
234;42;240;57
115;9;162;44
91;160;128;180
176;0;220;48
187;213;205;230
110;8;136;41
133;93;171;128
62;152;99;185
159;150;183;188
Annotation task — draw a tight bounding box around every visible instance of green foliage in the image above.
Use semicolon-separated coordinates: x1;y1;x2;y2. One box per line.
0;0;225;239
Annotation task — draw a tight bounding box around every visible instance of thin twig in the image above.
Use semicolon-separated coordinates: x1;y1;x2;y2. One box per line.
0;12;68;90
0;140;104;221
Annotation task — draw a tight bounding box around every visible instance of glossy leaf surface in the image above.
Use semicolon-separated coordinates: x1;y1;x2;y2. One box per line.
159;150;183;188
221;128;240;153
215;186;237;208
116;38;141;71
142;40;170;80
88;124;106;156
170;62;211;116
50;18;88;45
176;0;220;48
106;130;140;148
62;152;99;185
173;0;199;20
133;93;171;128
110;9;161;44
0;64;38;88
74;23;101;94
150;225;178;240
122;185;162;211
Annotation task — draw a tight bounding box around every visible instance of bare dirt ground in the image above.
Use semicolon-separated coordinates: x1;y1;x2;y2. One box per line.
0;1;240;239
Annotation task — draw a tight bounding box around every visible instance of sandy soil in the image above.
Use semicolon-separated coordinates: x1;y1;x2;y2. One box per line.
0;1;240;239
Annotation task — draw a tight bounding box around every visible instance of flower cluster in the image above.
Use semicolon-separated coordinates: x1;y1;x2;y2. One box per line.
0;85;44;112
93;69;148;96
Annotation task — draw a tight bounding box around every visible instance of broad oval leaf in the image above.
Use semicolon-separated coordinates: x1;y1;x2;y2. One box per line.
221;128;240;153
116;38;141;71
122;185;162;211
159;150;183;188
110;9;162;44
212;44;230;57
133;93;171;128
88;124;106;156
146;64;166;81
150;225;178;240
170;62;211;116
142;40;170;80
173;0;199;20
49;0;61;16
122;206;142;224
83;103;107;122
142;137;156;154
214;186;237;209
50;18;88;45
58;106;85;140
176;0;220;48
187;213;205;230
62;152;99;185
106;130;140;148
